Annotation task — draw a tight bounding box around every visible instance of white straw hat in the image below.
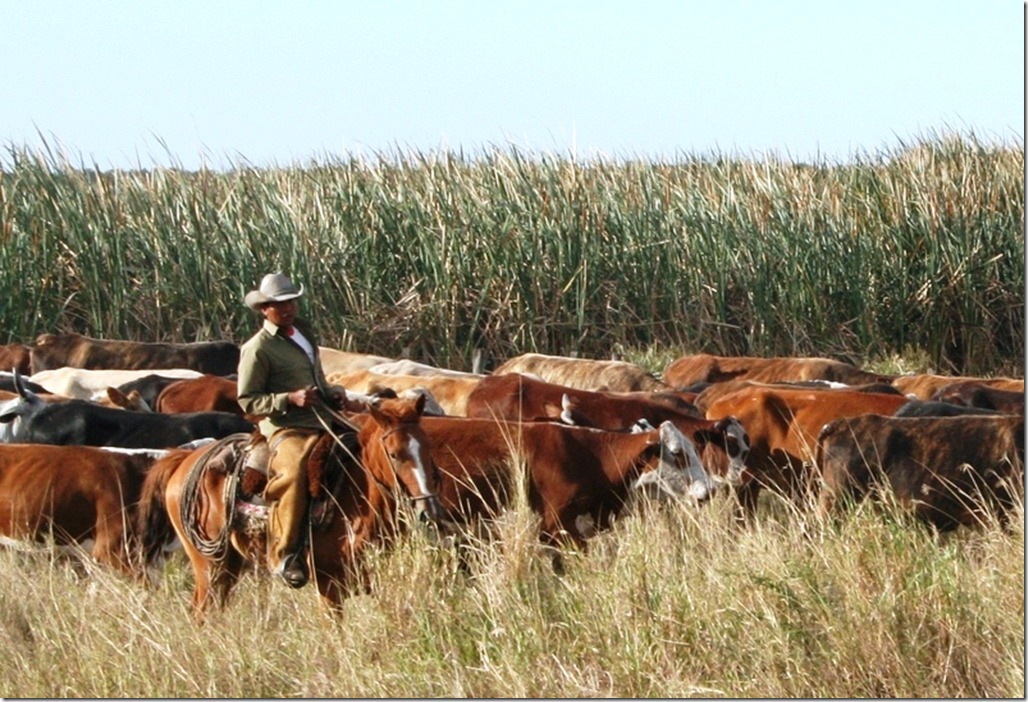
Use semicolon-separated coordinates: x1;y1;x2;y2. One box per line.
244;272;305;310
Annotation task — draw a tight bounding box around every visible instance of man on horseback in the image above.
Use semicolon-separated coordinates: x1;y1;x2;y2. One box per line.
237;272;362;588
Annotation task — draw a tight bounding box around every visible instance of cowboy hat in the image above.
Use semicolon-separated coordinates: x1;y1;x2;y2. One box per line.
244;272;305;310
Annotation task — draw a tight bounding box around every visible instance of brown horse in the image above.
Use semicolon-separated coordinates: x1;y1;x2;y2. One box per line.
137;394;443;619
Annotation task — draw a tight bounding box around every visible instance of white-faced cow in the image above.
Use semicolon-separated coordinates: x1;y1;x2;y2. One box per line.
464;372;749;485
420;415;718;570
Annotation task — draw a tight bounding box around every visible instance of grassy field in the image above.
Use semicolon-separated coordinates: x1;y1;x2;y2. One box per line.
0;130;1023;376
0;489;1022;698
0;133;1022;696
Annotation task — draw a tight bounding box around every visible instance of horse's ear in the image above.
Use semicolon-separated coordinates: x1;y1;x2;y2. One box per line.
413;392;426;415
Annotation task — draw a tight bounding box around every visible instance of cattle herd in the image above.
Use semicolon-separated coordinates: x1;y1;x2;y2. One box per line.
0;333;1023;617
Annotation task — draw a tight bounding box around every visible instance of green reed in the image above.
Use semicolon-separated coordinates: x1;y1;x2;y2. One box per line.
0;130;1022;374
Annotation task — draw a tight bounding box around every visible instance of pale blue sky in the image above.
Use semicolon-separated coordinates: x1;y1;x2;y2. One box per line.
1;1;1022;170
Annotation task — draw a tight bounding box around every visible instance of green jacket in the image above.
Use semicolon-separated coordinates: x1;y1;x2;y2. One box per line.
237;317;342;437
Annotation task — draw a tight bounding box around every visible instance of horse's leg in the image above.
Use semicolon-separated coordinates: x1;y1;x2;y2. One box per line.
210;550;248;609
92;505;134;577
314;566;351;613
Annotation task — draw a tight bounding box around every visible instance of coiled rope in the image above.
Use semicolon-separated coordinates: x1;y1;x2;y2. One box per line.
179;435;249;560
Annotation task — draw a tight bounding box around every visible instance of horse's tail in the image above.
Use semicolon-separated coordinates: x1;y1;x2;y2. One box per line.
137;448;191;568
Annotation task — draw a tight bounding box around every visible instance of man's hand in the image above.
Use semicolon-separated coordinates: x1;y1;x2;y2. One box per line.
287;386;320;407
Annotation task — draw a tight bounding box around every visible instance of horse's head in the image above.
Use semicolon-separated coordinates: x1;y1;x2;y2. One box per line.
359;393;445;524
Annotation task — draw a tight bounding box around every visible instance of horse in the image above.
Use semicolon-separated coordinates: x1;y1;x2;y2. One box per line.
137;393;444;619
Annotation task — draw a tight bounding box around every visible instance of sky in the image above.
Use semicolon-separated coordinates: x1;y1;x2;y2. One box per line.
1;1;1022;171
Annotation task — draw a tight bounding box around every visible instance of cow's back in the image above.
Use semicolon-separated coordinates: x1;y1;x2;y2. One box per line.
155;374;241;415
31;333;239;375
328;370;482;415
0;344;31;375
493;353;667;392
0;444;154;570
892;373;1025;400
664;354;889;387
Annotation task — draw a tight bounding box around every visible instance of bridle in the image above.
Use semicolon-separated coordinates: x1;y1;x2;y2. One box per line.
314;406;440;511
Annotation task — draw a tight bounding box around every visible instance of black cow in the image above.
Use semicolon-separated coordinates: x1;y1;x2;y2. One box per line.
0;381;253;449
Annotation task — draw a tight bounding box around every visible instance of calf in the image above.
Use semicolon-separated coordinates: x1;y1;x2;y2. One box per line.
155;374;243;415
817;414;1024;530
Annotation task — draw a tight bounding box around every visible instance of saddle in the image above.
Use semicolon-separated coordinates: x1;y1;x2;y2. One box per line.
216;426;362;532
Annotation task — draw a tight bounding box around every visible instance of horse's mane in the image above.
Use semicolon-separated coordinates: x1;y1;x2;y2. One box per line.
307;428;362;497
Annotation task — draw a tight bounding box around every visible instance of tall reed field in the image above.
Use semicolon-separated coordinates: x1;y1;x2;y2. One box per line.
0;130;1022;376
0;490;1022;698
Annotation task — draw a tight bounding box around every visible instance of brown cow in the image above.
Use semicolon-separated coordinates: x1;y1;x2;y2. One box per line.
492;353;669;392
30;332;239;375
0;343;31;375
421;416;716;566
0;444;162;575
891;373;1024;400
464;372;748;484
692;378;903;412
155;374;243;415
704;385;909;522
930;381;1025;414
327;369;483;415
664;353;893;388
817;414;1024;530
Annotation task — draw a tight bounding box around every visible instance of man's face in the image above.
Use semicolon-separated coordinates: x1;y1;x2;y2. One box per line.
261;299;299;327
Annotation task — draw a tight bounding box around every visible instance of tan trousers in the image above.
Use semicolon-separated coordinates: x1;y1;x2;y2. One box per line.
264;428;322;569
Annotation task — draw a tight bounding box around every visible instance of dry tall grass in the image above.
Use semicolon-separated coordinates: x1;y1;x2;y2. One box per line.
0;492;1021;698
